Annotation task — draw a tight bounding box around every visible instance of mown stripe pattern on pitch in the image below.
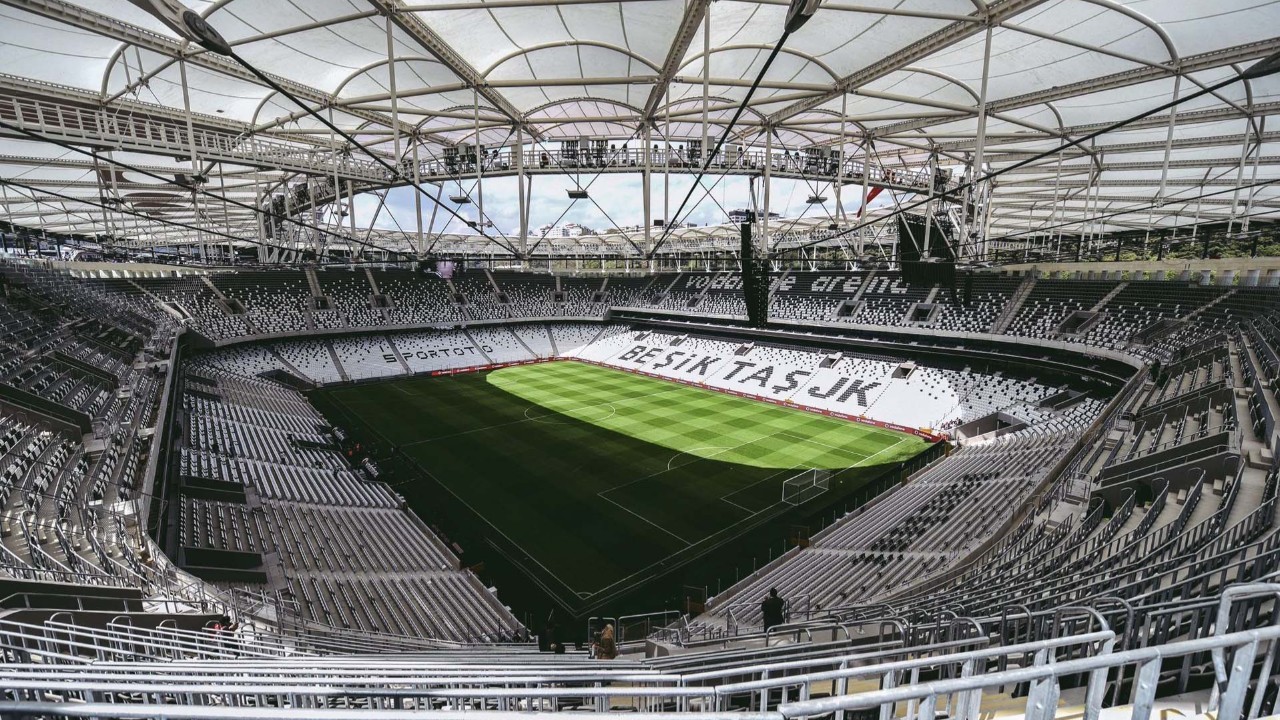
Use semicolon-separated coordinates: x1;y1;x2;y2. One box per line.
487;361;919;470
314;360;927;595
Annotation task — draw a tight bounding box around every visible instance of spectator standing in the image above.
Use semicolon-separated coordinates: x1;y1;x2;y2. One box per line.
594;623;617;660
761;588;786;632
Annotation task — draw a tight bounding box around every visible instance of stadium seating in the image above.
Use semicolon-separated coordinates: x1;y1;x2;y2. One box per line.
604;274;659;307
581;329;1063;432
549;322;606;357
928;274;1023;333
561;275;608;316
454;273;508;320
0;260;1278;720
699;272;749;317
493;271;559;317
846;274;932;326
81;268;1262;358
373;269;463;325
275;339;343;384
711;430;1081;624
179;361;521;641
509;323;556;358
331;335;403;381
654;272;704;311
213;270;313;335
771;271;864;322
464;325;533;365
317;268;385;328
1004;279;1117;339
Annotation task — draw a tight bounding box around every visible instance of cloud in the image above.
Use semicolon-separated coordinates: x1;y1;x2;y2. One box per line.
344;173;913;237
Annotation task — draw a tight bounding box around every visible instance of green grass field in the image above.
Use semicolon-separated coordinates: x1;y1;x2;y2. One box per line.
312;360;927;600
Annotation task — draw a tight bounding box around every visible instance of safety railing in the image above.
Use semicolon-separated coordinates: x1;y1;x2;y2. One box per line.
410;147;943;190
0;587;1275;718
778;625;1278;720
0;630;1116;715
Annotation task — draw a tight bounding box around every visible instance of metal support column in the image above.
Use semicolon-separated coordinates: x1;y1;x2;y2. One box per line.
664;91;671;229
177;57;205;260
969;23;994;260
254;180;268;263
1049;149;1065;257
1227;118;1252;233
411;139;424;255
1241;117;1265;232
218;166;233;263
307;178;319;254
858;137;870;256
516;126;528;260
643;123;653;257
474;86;485;236
348;179;357;260
1150;75;1181;243
922;150;936;259
327;106;343;258
386;13;402;163
1052;149;1069;255
702;4;710;166
91;153;112;241
836;93;847;222
763;128;772;246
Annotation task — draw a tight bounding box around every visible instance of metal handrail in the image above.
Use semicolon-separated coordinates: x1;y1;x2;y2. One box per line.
778;624;1280;720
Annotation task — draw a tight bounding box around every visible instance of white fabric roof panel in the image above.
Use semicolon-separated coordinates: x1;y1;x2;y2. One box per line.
0;6;119;91
0;0;1275;253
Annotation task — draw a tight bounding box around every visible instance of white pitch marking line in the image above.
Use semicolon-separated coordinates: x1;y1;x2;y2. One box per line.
596;491;692;545
523;402;617;424
718;466;800;512
719;496;755;513
667;446;734;471
853;436;911;467
776;430;871;459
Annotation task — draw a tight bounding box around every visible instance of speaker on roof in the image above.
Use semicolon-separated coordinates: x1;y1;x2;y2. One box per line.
741;223;769;328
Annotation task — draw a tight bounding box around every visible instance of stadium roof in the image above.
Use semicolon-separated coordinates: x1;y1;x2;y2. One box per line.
0;0;1277;258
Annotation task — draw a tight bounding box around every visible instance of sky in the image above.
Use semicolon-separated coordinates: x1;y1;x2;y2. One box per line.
339;173;902;237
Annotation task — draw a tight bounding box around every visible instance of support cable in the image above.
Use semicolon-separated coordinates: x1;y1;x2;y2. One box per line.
786;49;1280;257
648;22;804;257
226;50;522;257
0;118;400;259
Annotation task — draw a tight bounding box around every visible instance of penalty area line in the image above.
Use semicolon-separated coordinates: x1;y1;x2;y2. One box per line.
596;490;693;546
775;430;871;461
854;436;911;467
719;465;801;513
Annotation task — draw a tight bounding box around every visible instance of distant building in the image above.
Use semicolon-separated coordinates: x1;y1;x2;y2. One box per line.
536;222;596;238
727;209;781;224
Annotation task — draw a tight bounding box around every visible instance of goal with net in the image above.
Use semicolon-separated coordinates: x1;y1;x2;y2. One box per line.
781;468;830;506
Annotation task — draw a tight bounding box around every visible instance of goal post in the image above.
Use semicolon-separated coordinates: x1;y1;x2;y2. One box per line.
781;468;830;506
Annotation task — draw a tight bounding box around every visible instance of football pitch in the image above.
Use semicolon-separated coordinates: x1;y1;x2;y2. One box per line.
311;360;928;603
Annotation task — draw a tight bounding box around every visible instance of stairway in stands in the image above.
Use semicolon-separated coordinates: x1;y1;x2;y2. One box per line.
1181;287;1238;322
304;268;324;298
990;274;1036;334
1089;280;1129;311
